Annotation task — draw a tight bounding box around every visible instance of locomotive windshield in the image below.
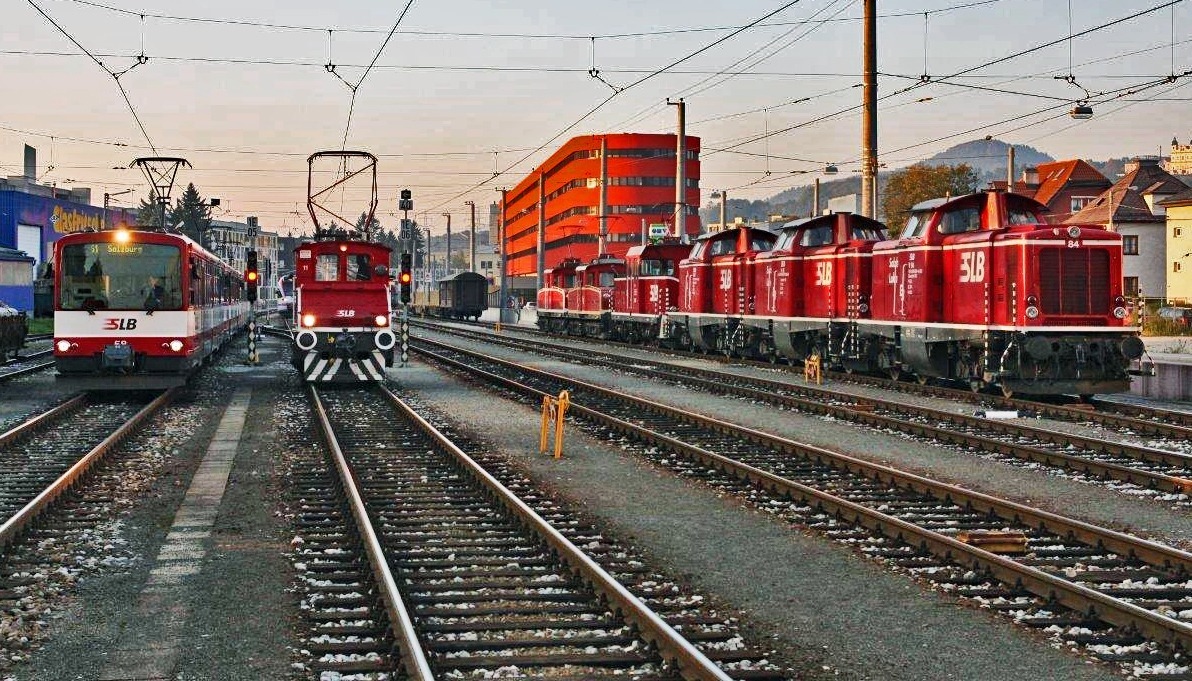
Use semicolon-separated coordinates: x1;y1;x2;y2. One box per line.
640;259;675;276
346;253;372;281
315;254;339;281
59;242;182;311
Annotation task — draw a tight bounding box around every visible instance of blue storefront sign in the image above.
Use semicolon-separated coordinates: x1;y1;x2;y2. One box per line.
0;190;106;315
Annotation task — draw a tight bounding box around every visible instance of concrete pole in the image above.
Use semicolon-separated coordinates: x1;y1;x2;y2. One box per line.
1007;146;1016;191
598;136;608;256
537;172;546;291
813;179;820;217
668;98;687;239
719;190;727;230
860;0;878;219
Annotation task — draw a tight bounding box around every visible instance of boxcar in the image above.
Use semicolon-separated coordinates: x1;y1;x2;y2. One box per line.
437;272;488;320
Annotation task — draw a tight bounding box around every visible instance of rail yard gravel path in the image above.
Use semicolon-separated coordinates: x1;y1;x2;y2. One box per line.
406;333;1127;681
434;329;1192;551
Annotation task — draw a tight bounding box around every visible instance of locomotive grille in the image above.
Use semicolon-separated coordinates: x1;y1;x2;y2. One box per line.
1039;248;1110;315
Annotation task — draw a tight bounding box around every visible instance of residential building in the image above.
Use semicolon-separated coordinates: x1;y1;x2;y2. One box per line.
208;219;281;303
501;133;701;280
1159;186;1192;305
1012;160;1111;223
1066;157;1189;301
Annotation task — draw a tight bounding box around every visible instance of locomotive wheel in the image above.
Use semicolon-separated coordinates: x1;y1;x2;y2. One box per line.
1000;385;1015;399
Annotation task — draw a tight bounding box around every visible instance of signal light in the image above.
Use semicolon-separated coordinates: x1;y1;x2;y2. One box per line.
246;249;259;302
399;252;412;304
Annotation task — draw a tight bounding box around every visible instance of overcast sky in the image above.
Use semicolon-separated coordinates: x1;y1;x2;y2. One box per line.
4;0;1190;235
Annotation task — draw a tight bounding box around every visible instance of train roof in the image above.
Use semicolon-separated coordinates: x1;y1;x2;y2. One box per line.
776;212;887;232
438;271;487;283
909;190;1049;215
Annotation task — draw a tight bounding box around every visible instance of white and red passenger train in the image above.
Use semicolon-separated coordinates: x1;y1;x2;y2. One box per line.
536;190;1146;397
53;228;251;388
289;238;396;382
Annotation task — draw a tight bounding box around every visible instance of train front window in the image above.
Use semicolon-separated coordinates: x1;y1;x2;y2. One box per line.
315;254;339;281
346;253;371;281
640;259;675;276
59;242;182;311
599;272;615;287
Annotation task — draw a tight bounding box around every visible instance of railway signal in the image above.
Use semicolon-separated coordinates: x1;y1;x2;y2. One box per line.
245;250;259;302
399;252;412;304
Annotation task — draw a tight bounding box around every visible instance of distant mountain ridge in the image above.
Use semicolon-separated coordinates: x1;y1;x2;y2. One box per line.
702;138;1117;224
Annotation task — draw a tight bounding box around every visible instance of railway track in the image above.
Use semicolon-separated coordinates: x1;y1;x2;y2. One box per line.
0;349;54;383
0;390;175;548
415;322;1192;502
296;382;786;680
414;336;1192;674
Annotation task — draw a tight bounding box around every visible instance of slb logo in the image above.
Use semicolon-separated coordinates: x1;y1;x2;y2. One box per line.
959;251;986;283
103;318;138;330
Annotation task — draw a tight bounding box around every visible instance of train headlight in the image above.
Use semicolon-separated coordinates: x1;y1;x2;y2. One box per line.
1113;306;1128;319
169;339;184;352
296;330;318;351
858;302;870;314
374;315;388;327
301;313;317;328
1025;306;1040;319
56;339;72;353
1066;225;1081;239
374;329;396;351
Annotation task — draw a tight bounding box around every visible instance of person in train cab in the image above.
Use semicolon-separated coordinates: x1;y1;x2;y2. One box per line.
143;276;165;311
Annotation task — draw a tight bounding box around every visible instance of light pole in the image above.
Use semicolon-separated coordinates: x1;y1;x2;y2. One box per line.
463;200;477;272
103;188;134;230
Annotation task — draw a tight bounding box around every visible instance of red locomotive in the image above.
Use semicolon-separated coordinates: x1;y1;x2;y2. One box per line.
291;150;396;383
53;228;251;388
535;189;1146;397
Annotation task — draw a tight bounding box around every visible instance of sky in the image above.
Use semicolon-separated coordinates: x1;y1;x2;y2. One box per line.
3;0;1190;237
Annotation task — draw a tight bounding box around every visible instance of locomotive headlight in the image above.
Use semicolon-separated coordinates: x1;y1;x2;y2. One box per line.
858;302;870;314
301;313;317;328
1025;306;1040;319
1113;306;1128;319
56;339;72;353
374;315;388;327
169;339;184;352
1066;225;1081;239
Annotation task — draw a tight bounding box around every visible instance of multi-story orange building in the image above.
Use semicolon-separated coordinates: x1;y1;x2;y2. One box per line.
501;133;701;279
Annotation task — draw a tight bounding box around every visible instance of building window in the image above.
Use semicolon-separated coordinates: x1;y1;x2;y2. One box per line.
1070;196;1095;213
1176;227;1184;238
1122;235;1139;255
1176;262;1183;273
1124;276;1139;296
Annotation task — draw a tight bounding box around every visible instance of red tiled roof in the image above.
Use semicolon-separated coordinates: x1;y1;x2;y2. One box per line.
1066;162;1189;225
1032;159;1107;206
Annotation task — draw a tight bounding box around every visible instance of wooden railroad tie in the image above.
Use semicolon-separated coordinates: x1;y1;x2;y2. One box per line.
955;530;1028;555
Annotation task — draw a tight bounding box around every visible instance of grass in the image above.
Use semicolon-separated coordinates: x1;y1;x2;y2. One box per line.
27;317;53;335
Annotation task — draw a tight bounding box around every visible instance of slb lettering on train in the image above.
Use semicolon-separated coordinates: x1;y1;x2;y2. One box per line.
103;318;138;330
335;309;357;317
959;251;986;283
815;261;832;287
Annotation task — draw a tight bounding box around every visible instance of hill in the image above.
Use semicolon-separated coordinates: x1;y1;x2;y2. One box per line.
920;139;1053;179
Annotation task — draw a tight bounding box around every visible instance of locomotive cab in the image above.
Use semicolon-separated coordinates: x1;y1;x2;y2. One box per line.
537;258;579;312
676;227;776;353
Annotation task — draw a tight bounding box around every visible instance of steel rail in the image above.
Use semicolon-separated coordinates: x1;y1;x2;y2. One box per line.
0;394;87;449
373;383;735;681
0;389;176;548
307;385;435;681
415;324;1192;494
415;340;1192;653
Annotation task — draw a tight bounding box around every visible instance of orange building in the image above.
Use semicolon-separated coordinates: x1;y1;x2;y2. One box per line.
501;133;701;278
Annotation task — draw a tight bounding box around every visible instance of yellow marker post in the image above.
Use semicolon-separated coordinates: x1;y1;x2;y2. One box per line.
804;355;822;385
494;322;501;333
539;390;571;459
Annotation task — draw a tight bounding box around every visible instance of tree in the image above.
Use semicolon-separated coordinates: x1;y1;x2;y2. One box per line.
881;164;980;236
354;211;381;239
136;190;164;227
168;183;212;243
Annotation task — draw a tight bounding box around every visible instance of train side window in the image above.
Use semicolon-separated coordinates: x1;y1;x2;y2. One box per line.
800;226;832;247
599;271;615;287
903;213;927;238
709;239;734;256
347;253;371;281
315;254;339;281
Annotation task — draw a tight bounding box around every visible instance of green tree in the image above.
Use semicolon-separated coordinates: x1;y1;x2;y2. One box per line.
881;164;980;236
136;190;164;227
168;183;212;243
354;211;381;239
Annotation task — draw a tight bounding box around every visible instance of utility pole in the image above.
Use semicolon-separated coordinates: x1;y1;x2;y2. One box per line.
860;0;878;219
812;178;820;217
464;200;477;271
496;187;512;323
668;98;687;240
442;212;452;276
